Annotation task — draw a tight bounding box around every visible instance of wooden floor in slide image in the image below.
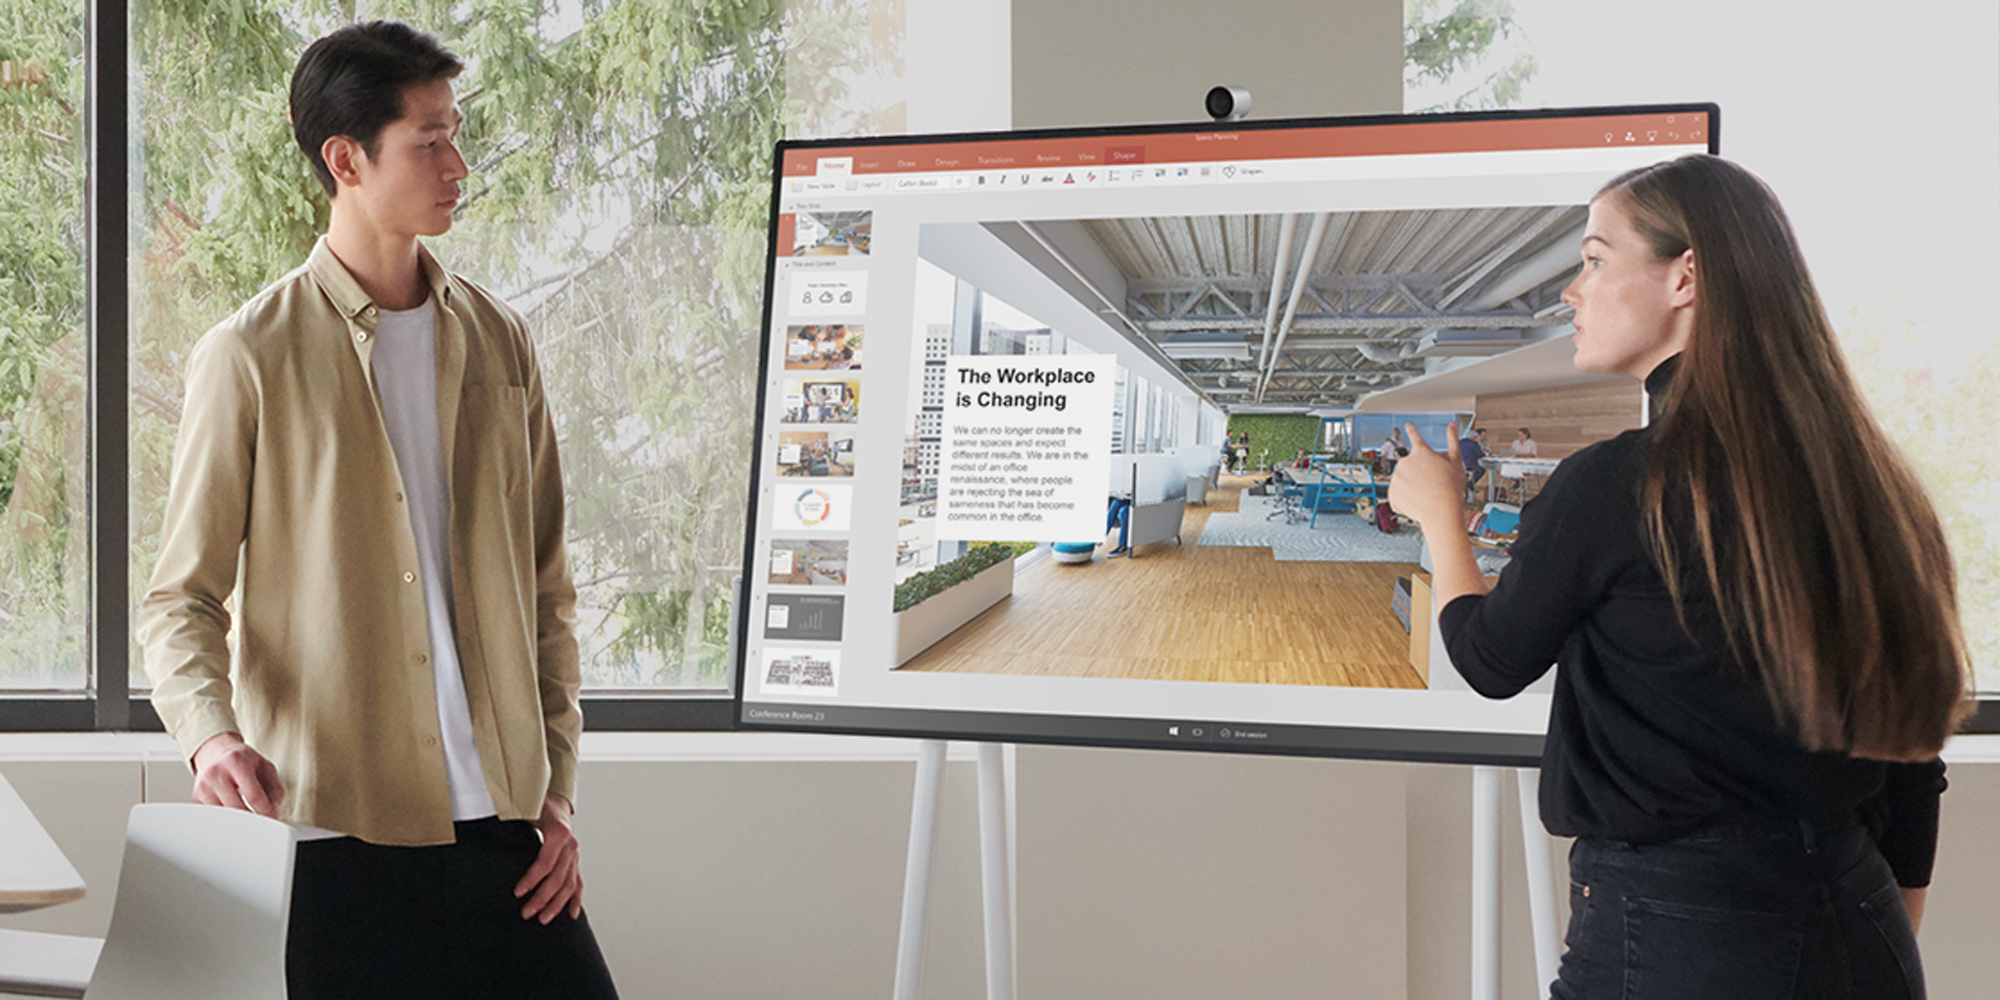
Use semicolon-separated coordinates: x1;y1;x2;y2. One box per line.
899;474;1427;689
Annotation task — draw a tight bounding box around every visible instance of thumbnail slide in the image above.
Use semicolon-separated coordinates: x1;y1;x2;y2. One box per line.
759;647;841;697
777;429;856;478
772;483;853;532
787;271;868;318
782;377;862;424
792;210;872;256
768;538;849;587
765;593;846;642
784;323;863;370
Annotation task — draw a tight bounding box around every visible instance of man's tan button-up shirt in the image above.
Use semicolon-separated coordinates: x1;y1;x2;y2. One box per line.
139;238;582;846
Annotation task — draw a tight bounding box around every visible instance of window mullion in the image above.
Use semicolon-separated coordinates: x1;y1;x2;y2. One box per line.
87;0;130;730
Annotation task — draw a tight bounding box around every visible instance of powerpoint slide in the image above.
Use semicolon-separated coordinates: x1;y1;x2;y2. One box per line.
782;377;861;423
792;210;872;256
783;323;863;370
787;271;868;318
768;538;849;587
771;483;853;532
777;429;856;478
889;201;1591;690
759;647;841;697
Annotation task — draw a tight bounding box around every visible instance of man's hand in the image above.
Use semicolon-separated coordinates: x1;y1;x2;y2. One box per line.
1388;421;1468;533
515;792;584;924
191;732;285;818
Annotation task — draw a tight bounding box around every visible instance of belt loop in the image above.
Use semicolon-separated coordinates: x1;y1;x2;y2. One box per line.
1798;818;1818;855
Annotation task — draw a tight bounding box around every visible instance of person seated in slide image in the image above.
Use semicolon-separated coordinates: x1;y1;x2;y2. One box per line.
1510;427;1539;457
1388;154;1968;1000
1105;495;1132;556
1458;426;1488;499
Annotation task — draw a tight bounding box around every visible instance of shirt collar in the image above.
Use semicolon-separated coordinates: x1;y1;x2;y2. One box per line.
306;237;454;320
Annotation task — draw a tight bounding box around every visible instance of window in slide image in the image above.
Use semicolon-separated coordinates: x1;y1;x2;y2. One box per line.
768;539;849;587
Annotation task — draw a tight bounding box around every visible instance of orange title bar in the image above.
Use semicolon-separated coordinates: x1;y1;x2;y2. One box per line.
782;113;1709;177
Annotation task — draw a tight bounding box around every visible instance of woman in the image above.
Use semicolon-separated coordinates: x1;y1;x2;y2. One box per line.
1390;155;1968;999
1510;427;1539;457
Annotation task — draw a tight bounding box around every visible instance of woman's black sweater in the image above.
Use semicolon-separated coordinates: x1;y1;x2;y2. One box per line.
1439;359;1943;886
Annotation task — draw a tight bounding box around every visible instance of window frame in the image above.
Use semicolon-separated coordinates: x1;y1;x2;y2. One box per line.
2;0;732;734
17;1;1995;737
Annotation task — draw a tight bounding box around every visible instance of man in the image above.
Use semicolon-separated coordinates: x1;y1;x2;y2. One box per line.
137;21;618;999
1459;425;1490;499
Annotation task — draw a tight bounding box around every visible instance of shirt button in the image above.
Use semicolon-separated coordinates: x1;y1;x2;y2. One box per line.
415;653;429;665
355;330;369;342
423;736;439;748
393;492;404;503
403;571;417;583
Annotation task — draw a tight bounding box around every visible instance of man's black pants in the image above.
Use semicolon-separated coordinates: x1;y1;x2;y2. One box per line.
288;818;621;1000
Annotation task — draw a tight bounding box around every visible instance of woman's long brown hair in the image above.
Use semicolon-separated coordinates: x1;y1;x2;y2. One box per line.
1602;155;1970;761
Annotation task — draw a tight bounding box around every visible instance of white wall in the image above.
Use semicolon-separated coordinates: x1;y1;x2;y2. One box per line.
906;0;1010;134
1011;0;1403;129
5;736;1997;1000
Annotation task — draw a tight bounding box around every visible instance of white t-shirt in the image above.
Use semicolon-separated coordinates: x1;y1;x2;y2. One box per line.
369;298;497;823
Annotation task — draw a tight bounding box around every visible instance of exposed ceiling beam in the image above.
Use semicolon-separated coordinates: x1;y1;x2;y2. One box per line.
1257;212;1332;401
1253;213;1298;374
1143;311;1545;332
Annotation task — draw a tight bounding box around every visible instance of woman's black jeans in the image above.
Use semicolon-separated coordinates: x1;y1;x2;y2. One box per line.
1553;820;1923;1000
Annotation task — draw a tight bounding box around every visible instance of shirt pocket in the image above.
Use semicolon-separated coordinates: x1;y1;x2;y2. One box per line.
460;385;530;501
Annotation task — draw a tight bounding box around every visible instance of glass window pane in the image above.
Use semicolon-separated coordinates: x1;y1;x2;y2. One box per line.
129;0;905;694
0;3;88;689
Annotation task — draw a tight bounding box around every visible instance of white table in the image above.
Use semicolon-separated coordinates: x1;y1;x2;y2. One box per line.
1479;456;1560;504
0;771;84;913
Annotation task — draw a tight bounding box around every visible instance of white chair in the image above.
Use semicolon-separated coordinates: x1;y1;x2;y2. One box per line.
81;804;297;1000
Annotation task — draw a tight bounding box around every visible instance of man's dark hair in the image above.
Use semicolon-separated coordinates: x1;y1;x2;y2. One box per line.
290;21;464;197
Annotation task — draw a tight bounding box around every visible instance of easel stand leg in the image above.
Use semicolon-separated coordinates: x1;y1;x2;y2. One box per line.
1517;769;1561;995
893;740;948;1000
1472;765;1502;1000
976;743;1017;1000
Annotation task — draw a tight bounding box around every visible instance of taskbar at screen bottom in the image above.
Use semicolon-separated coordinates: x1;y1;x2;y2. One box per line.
738;701;1545;767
